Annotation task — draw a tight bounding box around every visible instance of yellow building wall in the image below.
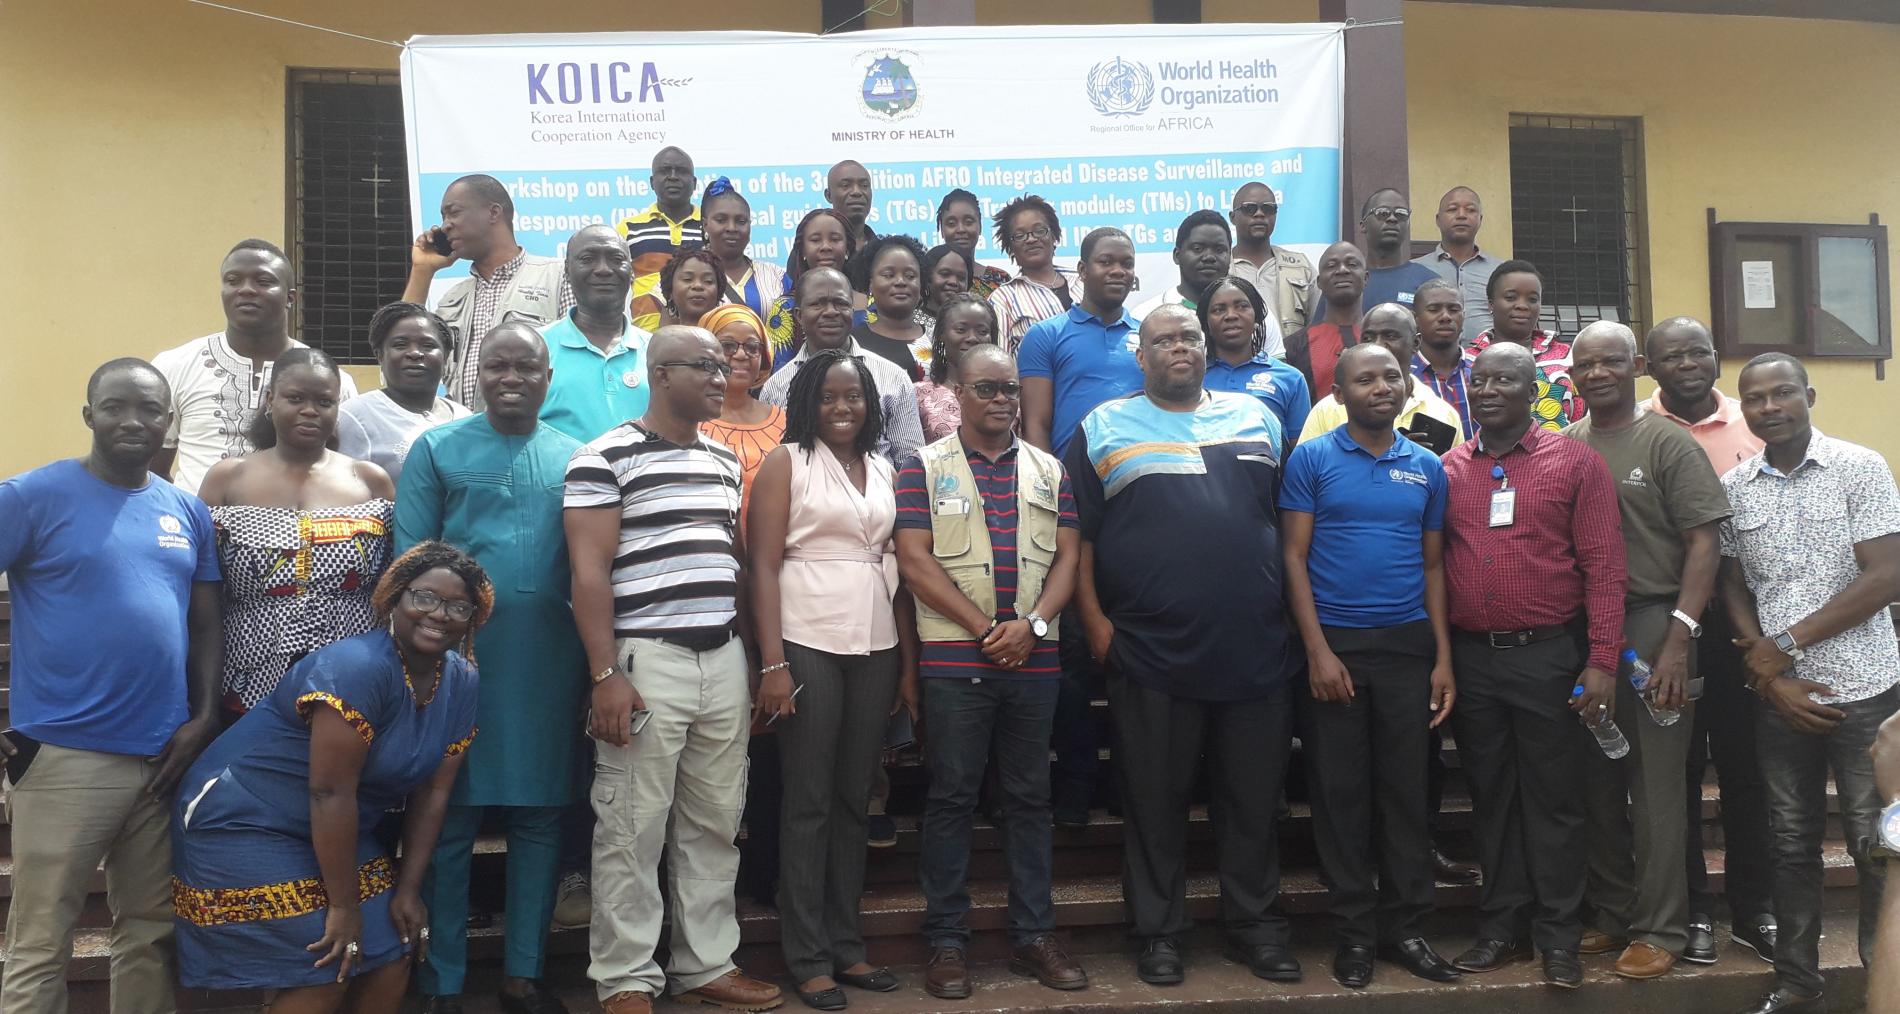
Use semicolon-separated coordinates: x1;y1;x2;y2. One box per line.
3;1;1897;477
1405;2;1900;463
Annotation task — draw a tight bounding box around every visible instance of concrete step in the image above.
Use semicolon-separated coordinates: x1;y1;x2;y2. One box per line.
49;909;1870;1014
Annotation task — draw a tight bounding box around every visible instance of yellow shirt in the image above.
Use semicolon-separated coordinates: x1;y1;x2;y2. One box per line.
1298;386;1465;447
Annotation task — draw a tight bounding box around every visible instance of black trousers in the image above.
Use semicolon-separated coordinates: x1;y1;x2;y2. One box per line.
1450;630;1588;954
1303;621;1437;947
1684;608;1774;927
1108;672;1293;945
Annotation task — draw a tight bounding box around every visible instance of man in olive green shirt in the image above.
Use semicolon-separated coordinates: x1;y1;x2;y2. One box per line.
1564;322;1732;981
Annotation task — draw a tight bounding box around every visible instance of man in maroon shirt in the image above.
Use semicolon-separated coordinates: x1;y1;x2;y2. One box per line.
1284;242;1366;402
1442;343;1628;990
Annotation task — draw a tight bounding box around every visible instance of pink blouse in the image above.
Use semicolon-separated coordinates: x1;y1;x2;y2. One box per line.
914;380;961;443
779;443;899;655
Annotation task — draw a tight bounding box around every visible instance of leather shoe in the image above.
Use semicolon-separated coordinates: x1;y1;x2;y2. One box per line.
1684;919;1718;964
832;968;897;993
1433;849;1481;883
1542;949;1583;989
1735;989;1825;1014
601;992;653;1014
1614;941;1676;979
679;969;785;1011
1733;919;1778;964
1580;928;1628;955
497;982;568;1014
792;986;845;1012
1452;938;1532;973
1010;934;1088;990
1137;938;1185;985
1380;937;1461;982
1332;945;1373;989
924;947;971;1000
1224;940;1301;982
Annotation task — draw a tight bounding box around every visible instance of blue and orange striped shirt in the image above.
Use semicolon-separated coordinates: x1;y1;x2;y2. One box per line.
894;442;1078;680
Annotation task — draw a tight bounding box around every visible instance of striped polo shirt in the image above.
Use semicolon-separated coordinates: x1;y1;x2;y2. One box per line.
563;421;742;638
617;203;704;333
893;442;1078;680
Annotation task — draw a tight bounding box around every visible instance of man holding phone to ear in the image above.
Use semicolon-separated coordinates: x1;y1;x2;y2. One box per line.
404;173;574;411
1;358;224;1014
564;326;782;1014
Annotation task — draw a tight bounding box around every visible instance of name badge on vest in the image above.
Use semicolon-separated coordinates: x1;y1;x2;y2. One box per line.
1489;488;1516;528
934;496;970;516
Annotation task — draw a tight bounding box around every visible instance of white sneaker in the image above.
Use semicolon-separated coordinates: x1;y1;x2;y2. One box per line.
551;871;592;930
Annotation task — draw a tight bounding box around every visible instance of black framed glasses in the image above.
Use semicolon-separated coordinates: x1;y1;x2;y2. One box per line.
407;587;475;621
1009;224;1053;244
657;358;735;378
962;380;1023;401
1235;202;1278;216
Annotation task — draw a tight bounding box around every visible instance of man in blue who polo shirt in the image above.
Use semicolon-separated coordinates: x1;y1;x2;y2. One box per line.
1018;225;1145;825
1020;227;1142;458
1280;343;1460;990
539;224;653;443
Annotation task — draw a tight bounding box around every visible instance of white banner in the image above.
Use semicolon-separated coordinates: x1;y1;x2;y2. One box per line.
401;24;1343;292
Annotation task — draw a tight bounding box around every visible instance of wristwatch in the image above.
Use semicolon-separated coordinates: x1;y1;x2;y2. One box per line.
1670;609;1703;638
1878;799;1900;860
1026;613;1050;639
1771;629;1806;662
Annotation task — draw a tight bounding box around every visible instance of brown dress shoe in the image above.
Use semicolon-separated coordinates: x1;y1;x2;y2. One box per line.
1010;934;1088;991
925;947;972;1000
1580;929;1628;955
601;992;654;1014
678;969;785;1011
1614;941;1677;980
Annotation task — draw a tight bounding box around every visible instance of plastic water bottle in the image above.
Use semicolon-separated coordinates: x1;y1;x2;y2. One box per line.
1623;649;1682;727
1573;684;1630;758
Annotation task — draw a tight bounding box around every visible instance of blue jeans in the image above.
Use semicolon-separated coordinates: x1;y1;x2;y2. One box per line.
1757;683;1895;997
919;676;1060;948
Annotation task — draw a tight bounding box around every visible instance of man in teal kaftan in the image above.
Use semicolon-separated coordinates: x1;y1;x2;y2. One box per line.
395;323;586;1013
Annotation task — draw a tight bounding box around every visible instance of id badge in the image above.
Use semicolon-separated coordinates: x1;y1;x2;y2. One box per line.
934;496;970;517
1488;488;1516;528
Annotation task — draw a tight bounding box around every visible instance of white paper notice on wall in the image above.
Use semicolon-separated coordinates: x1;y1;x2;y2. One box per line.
1742;260;1777;309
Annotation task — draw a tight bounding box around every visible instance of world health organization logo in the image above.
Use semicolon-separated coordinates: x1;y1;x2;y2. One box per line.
1086;57;1155;117
859;53;921;120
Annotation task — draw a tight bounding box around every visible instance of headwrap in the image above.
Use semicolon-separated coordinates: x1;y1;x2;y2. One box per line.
699;303;767;340
703;175;739;202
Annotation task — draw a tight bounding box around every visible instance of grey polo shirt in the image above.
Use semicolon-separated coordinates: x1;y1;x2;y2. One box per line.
1413;245;1499;344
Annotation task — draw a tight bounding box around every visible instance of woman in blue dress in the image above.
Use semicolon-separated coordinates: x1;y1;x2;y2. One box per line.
171;541;491;1012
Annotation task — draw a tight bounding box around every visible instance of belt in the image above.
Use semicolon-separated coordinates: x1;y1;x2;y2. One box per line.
655;626;736;653
1457;623;1573;650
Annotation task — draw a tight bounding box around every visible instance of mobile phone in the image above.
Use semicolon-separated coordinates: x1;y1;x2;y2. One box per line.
2;729;42;787
427;226;453;257
630;709;653;736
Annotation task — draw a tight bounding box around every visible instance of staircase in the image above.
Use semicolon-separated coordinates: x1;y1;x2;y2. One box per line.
0;595;1872;1012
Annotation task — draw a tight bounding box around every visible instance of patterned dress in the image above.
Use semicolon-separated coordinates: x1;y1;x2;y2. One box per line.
914;380;961;442
212;500;394;713
172;632;478;989
702;405;788;534
1467;329;1583;431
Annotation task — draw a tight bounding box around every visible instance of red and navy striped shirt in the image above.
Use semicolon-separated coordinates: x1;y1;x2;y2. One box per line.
894;442;1078;680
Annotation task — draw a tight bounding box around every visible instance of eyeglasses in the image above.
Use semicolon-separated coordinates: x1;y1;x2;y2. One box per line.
719;341;765;360
657;359;735;378
1367;206;1412;222
1148;335;1206;351
1009;224;1053;244
406;587;475;621
1235;202;1279;216
962;380;1023;401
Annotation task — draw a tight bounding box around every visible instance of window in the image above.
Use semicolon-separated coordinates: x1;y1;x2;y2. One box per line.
1709;219;1890;360
1507;114;1650;340
288;69;409;364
